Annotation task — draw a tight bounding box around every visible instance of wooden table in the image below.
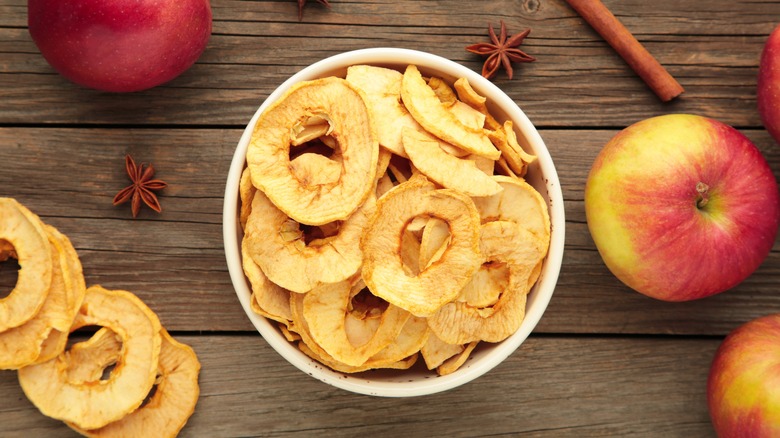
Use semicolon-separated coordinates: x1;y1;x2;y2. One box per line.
1;0;778;436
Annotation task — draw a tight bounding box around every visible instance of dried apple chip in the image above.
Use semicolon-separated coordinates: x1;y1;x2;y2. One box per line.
302;280;410;367
437;341;479;376
361;177;482;317
245;190;375;293
0;226;85;369
239;167;257;231
18;286;162;430
487;121;537;177
418;217;450;270
402;128;502;197
71;329;201;438
472;175;551;250
297;342;418;374
428;221;546;344
345;65;423;157
453;77;501;131
64;328;122;385
247;77;378;225
421;332;466;370
0;197;52;332
359;315;428;368
242;239;292;327
428;76;458;107
401;65;500;160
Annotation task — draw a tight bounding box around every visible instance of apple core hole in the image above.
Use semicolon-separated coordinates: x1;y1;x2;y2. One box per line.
0;240;19;299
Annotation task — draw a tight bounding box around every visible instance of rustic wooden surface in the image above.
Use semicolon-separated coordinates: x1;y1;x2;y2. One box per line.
1;0;779;436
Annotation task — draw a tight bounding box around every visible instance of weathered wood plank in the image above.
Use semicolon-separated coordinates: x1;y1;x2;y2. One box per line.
0;127;778;335
0;0;779;127
0;335;720;437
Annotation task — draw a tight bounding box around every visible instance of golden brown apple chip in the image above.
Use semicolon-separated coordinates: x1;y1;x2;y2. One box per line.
428;221;546;344
241;238;293;327
453;77;501;131
71;329;201;438
361;177;482;317
247;77;378;225
238;167;257;231
19;286;162;430
345;65;422;157
297;342;419;374
401;65;499;160
244;190;375;293
418;217;451;271
487;121;537;177
0;197;52;331
428;76;458;107
402;128;503;197
289;112;333;146
64;328;122;385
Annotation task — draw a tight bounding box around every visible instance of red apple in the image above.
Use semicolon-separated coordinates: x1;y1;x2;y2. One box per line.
708;313;780;436
28;0;212;93
585;114;779;301
759;24;780;145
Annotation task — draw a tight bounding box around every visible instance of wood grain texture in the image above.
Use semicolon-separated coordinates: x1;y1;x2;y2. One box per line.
0;335;720;437
0;127;776;335
1;0;779;127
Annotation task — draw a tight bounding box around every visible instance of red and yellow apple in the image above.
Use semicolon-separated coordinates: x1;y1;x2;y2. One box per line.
28;0;212;93
759;24;780;145
585;114;779;301
708;313;780;436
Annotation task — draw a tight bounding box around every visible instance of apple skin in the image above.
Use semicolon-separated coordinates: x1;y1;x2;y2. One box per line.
585;114;779;301
759;24;780;145
28;0;212;93
708;313;780;437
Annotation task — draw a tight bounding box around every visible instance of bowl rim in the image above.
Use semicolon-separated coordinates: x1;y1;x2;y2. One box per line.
222;47;565;397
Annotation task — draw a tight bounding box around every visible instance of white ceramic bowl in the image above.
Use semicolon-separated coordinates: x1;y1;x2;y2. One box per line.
223;48;565;397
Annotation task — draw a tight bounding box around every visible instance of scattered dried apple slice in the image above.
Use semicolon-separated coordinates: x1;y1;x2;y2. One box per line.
401;65;499;160
18;286;162;430
247;77;378;225
71;329;201;438
0;197;52;332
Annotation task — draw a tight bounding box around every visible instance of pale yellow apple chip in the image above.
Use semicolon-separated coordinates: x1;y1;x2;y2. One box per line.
401;65;500;160
64;328;122;385
0;197;52;331
71;329;201;438
0;226;85;369
402;128;502;197
302;280;410;367
428;221;546;344
359;315;428;368
297;342;419;374
421;333;465;370
242;238;292;327
239;167;257;231
289;152;342;187
457;259;509;308
453;77;501;131
428;76;458;107
472;175;551;250
376;147;393;179
488;121;537;177
289;112;333;146
418;217;450;270
345;65;422;157
376;172;395;199
279;323;301;342
18;286;162;430
361;177;482;317
437;341;479;376
244;189;375;293
247;77;378;225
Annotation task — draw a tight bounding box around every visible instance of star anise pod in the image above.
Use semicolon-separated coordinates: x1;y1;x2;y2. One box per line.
112;155;168;218
297;0;330;20
466;20;536;80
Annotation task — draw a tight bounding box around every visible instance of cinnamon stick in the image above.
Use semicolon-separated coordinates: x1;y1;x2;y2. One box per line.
565;0;684;102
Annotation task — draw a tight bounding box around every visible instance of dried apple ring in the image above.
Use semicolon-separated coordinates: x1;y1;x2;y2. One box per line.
241;238;292;327
428;221;547;344
247;77;379;226
0;226;85;369
71;329;201;438
302;280;410;367
18;286;162;430
361;176;482;317
244;189;375;293
0;197;52;331
64;328;122;384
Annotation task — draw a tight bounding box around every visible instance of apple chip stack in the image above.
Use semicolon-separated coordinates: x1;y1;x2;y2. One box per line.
241;64;551;376
0;198;200;438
